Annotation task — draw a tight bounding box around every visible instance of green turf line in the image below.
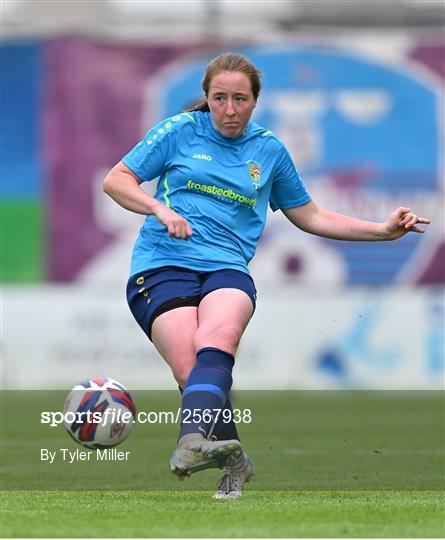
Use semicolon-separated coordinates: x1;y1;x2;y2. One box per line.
1;490;444;538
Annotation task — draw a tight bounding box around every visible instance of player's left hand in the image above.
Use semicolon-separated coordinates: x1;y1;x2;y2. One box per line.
383;207;430;240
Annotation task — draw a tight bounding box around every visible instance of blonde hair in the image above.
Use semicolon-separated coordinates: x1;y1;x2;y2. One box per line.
186;52;262;112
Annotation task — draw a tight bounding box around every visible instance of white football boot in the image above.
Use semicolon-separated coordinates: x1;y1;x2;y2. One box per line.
170;433;243;480
213;452;254;499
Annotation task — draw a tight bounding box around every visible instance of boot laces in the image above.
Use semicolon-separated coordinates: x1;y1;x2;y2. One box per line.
216;461;245;493
217;471;238;493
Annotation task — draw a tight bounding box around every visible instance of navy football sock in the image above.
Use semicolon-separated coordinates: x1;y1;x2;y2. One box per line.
178;386;239;441
212;395;240;441
179;347;234;439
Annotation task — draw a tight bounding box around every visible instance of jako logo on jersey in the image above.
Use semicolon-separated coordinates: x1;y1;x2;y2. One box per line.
192;153;212;161
247;161;261;190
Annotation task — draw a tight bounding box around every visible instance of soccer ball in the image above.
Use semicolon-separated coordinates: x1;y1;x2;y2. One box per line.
63;376;136;449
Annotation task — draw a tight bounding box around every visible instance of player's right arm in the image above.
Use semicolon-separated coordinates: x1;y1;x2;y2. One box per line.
103;161;192;240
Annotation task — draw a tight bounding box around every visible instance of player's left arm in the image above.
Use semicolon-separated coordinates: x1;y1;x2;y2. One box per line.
282;201;430;241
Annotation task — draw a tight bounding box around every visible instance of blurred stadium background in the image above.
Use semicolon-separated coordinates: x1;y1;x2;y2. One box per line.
2;0;444;390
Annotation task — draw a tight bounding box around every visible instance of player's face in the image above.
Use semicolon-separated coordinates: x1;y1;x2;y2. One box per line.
207;71;256;138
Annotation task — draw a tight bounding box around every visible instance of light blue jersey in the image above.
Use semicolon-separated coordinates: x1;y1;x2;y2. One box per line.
123;111;311;277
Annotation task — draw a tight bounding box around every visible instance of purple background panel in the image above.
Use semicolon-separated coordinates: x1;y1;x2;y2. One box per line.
46;38;207;282
408;43;445;285
409;43;445;79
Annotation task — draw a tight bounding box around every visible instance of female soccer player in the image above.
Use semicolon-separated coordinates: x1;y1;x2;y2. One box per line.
103;52;430;499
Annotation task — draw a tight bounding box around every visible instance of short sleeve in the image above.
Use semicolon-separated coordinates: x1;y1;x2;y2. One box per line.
269;145;311;212
122;116;181;182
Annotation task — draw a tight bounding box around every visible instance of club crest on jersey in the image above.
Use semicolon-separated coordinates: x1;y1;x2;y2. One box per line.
247;161;261;190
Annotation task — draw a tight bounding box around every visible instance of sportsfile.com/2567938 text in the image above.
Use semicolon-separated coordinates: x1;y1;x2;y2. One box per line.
40;408;252;428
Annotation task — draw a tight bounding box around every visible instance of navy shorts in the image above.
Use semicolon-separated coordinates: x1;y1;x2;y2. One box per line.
126;266;257;341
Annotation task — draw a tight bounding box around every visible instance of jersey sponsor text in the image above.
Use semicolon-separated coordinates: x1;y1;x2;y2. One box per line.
187;180;256;208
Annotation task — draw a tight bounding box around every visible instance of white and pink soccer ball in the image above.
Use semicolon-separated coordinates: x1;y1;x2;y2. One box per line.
63;376;136;449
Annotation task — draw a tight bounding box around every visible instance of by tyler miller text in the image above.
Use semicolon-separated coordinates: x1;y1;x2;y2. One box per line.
40;448;130;464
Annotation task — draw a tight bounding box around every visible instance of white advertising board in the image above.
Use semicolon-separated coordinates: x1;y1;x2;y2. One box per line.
2;286;443;390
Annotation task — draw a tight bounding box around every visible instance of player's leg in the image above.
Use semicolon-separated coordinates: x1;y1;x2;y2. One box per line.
196;270;256;441
177;288;254;439
154;303;239;441
195;287;254;353
194;271;257;499
169;288;252;478
193;288;256;498
151;302;243;479
151;306;198;389
128;268;243;479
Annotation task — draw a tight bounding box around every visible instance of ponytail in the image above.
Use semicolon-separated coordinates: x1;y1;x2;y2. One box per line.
183;52;261;113
184;98;210;113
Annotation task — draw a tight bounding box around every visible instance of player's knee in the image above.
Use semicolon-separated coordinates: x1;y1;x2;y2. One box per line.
194;326;240;356
173;363;194;389
174;374;187;389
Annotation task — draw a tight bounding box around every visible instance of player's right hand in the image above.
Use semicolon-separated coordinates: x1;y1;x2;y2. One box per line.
152;203;193;240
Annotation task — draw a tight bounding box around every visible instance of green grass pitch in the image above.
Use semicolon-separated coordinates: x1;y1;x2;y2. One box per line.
2;490;443;537
1;391;444;537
